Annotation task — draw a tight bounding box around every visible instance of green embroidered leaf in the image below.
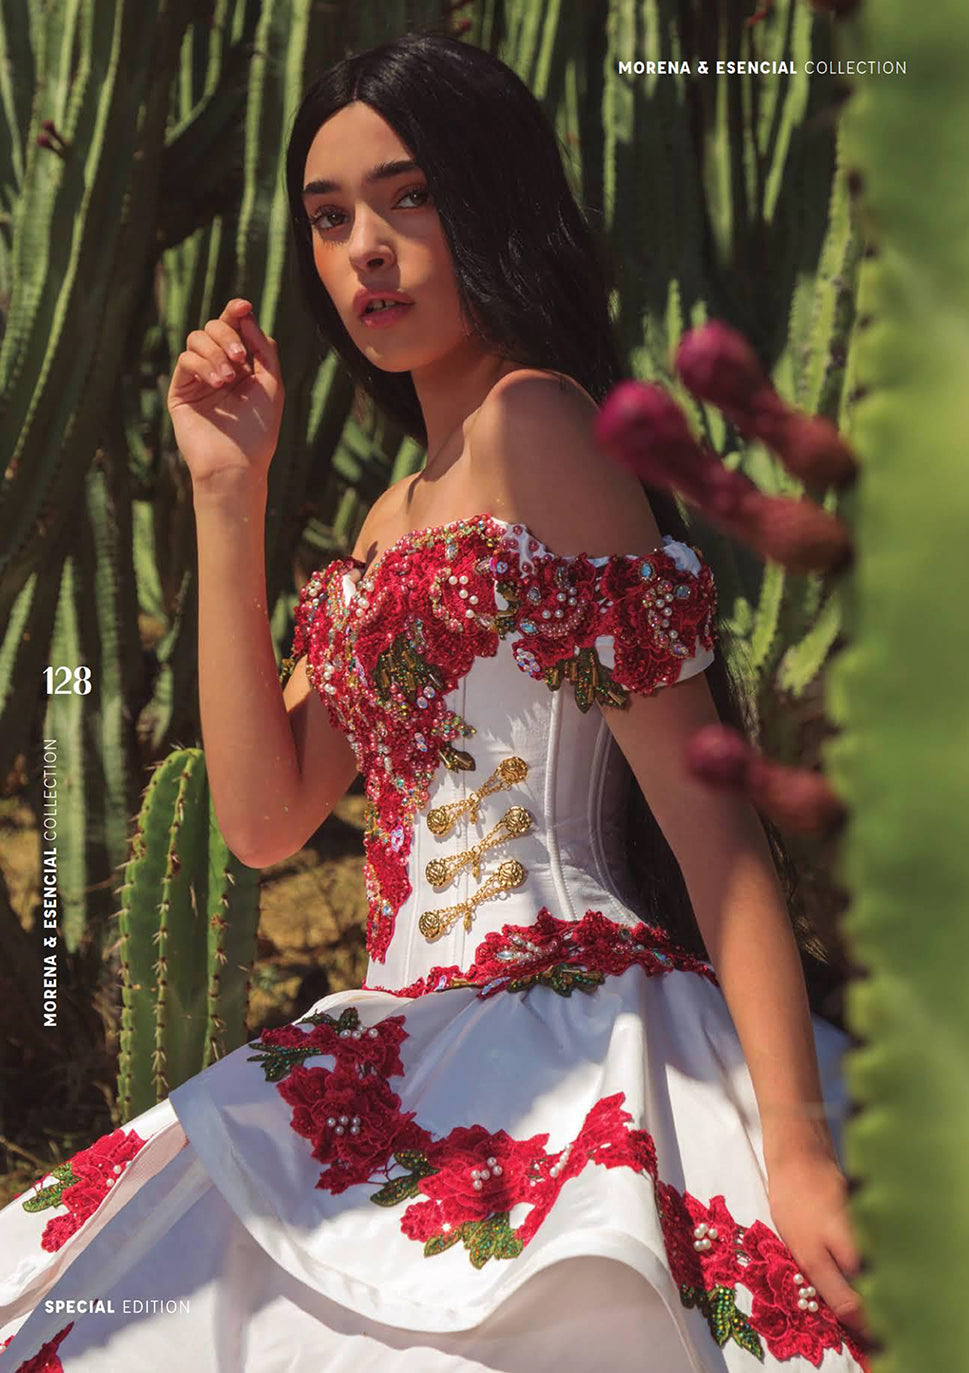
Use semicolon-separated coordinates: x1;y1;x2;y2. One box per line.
21;1164;78;1213
370;1174;421;1207
299;1006;360;1034
494;1216;525;1260
463;1218;499;1269
394;1149;437;1178
424;1227;464;1257
506;965;605;998
681;1284;764;1362
730;1313;765;1361
245;1044;320;1082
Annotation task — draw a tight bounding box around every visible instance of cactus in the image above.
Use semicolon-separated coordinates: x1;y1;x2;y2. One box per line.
117;747;259;1119
0;0;197;624
827;4;969;1368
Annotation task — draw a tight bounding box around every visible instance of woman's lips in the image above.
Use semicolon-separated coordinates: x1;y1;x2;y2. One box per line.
359;302;414;329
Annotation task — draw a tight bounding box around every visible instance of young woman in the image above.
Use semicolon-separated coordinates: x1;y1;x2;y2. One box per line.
0;33;871;1373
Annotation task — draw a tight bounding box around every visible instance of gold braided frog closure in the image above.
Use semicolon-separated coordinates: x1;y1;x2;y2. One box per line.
418;858;527;941
425;756;528;837
425;806;532;887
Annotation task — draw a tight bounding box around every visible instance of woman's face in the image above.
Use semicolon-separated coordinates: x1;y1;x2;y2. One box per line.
302;102;472;373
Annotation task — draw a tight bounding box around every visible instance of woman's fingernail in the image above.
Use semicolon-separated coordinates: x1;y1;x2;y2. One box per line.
229;344;245;360
210;371;223;386
220;364;235;380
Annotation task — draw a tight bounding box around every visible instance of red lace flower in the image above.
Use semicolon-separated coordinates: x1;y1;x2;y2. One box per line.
402;1124;549;1238
30;1129;146;1253
422;546;498;663
598;548;716;695
364;906;718;1000
655;1179;705;1289
577;1093;658;1178
504;545;600;673
268;1013;431;1194
276;1063;429;1195
1;1322;74;1371
740;1218;851;1366
682;1192;743;1288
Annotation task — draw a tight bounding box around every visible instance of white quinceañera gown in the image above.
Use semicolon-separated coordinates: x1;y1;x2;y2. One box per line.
0;515;869;1372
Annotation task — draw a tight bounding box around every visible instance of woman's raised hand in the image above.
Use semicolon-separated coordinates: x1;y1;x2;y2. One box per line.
167;299;284;489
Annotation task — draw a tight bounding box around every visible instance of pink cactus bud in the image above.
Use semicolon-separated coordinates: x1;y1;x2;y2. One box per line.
685;725;753;788
753;409;858;488
40;119;56;133
36;133;52;149
686;725;846;835
702;466;761;522
747;761;847;834
740;496;853;574
675;322;769;417
596;381;715;501
678;324;857;489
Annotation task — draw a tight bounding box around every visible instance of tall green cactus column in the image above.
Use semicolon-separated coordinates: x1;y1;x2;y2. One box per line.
823;4;969;1368
117;749;259;1119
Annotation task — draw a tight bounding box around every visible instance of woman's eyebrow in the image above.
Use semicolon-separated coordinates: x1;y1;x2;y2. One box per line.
302;159;420;198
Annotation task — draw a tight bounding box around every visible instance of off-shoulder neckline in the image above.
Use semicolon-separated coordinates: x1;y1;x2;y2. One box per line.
346;511;683;589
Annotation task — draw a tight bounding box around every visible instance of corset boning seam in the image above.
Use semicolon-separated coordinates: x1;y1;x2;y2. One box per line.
544;688;575;921
402;776;420;986
588;714;622;905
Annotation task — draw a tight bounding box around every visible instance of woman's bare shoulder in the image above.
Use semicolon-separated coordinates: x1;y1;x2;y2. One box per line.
470;368;659;556
480;366;599;415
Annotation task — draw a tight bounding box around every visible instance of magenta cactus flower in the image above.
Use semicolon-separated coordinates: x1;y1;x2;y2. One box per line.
596;371;852;574
675;321;768;418
676;321;857;489
594;381;717;502
685;725;847;836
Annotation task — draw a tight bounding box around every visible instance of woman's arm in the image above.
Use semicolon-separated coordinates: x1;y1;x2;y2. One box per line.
601;674;839;1167
469;371;838;1168
194;470;358;867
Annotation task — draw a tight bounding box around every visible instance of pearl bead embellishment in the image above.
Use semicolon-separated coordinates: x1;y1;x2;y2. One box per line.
793;1274;818;1311
469;1154;505;1190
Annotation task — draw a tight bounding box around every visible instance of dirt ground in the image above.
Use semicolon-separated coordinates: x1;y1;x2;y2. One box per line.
0;790;370;1209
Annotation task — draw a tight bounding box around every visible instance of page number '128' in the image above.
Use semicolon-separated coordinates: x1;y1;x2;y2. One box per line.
44;666;92;695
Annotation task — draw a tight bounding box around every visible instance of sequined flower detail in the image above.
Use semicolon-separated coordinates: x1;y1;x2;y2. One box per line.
20;1127;147;1252
499;543;600;669
362;905;719;1000
596;544;717;695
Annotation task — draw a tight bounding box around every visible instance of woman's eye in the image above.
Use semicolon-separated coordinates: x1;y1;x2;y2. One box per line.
309;184;430;233
309;207;343;232
398;184;430;208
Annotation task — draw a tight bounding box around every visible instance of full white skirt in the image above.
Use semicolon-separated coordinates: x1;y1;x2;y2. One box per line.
0;967;868;1372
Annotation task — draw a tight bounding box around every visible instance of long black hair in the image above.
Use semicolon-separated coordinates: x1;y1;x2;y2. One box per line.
285;30;843;1023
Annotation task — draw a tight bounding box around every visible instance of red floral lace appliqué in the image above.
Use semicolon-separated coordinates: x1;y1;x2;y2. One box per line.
249;1005;867;1369
18;1128;147;1252
0;1322;73;1372
361;905;719;998
288;515;717;964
